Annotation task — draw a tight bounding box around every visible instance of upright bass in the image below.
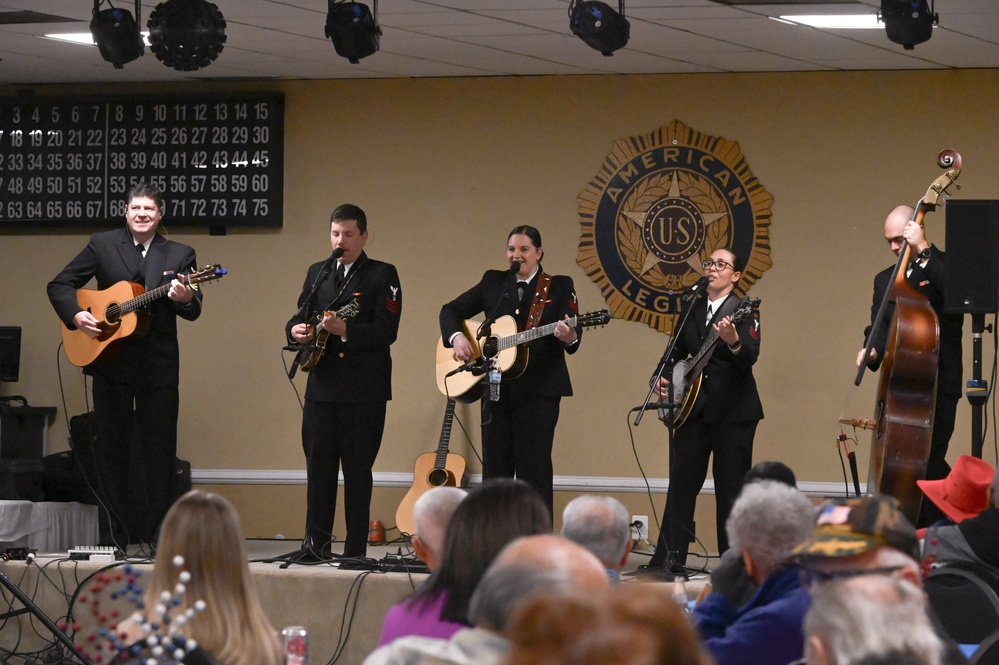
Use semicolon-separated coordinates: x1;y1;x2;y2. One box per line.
856;150;962;523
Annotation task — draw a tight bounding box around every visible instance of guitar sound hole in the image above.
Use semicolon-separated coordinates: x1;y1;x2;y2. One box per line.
481;337;498;358
427;469;449;487
105;304;121;324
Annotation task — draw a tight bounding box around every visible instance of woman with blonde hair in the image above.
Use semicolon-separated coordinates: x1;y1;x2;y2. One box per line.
117;490;282;665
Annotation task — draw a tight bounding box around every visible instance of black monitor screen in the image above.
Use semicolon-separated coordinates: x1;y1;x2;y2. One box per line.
0;327;21;383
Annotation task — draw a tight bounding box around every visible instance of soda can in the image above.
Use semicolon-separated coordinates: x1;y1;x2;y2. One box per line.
282;625;308;665
368;520;386;544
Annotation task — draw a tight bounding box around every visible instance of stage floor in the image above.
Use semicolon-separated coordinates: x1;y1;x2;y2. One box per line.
0;539;708;665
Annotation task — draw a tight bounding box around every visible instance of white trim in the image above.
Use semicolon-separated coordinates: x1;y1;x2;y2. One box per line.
190;469;863;498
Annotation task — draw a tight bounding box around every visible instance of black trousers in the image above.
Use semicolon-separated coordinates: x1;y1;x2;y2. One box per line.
91;377;179;545
481;394;560;516
302;399;385;555
650;418;758;567
918;392;960;527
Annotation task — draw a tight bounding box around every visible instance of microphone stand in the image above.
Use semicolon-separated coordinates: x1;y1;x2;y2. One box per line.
286;255;338;380
635;286;706;578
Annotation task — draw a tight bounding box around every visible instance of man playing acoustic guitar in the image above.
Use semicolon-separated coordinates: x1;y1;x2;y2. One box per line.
48;181;203;548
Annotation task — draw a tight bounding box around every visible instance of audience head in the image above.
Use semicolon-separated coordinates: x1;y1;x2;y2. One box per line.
468;534;608;632
793;495;922;588
411;486;467;570
744;460;797;488
503;583;713;665
916;455;995;522
147;491;282;665
804;575;942;665
560;495;632;575
414;478;551;624
726;480;815;581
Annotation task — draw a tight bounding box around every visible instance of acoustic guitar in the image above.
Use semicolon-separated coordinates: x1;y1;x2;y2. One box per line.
435;309;612;402
395;398;468;536
295;298;361;373
668;297;760;428
61;264;227;368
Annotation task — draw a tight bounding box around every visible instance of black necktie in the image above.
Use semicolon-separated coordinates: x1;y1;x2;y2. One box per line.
136;243;145;257
518;281;529;301
335;263;345;289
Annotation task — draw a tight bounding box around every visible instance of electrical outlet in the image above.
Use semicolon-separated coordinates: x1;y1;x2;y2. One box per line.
631;514;649;543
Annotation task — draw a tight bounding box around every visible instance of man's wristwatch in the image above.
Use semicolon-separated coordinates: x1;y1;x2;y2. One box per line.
918;247;932;260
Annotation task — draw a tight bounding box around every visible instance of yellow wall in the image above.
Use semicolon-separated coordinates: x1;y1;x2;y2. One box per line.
3;70;998;555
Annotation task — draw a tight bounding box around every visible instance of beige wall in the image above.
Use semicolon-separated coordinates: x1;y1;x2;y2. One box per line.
3;70;998;554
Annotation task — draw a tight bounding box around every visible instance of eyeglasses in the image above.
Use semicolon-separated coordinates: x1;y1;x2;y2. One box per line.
799;565;907;588
702;259;734;272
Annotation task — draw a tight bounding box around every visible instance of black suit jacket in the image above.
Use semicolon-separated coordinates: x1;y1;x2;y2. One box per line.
287;251;401;403
673;292;763;424
863;245;964;397
439;268;581;399
47;228;202;387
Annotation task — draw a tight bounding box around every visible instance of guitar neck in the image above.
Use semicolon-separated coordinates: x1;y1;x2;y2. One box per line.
434;399;457;468
496;315;577;351
119;279;181;315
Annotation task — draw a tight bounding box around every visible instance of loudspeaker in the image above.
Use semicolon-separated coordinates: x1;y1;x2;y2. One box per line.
945;200;999;314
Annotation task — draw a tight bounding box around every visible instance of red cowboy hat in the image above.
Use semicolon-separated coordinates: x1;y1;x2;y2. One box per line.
917;455;995;523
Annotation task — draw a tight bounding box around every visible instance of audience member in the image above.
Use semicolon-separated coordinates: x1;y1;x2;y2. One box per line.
561;495;632;583
410;487;468;570
708;460;800;605
793;495;969;665
804;575;943;665
503;584;713;665
921;458;999;570
116;491;282;665
375;479;550;647
364;534;609;665
693;480;815;665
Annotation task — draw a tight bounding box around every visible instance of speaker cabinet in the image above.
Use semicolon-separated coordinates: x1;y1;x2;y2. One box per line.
944;200;999;314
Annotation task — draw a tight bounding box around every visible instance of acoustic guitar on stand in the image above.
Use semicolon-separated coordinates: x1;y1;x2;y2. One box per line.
395;398;468;536
435;309;612;402
61;264;227;368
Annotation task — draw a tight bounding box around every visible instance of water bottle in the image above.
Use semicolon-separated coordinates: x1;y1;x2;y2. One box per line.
488;363;501;402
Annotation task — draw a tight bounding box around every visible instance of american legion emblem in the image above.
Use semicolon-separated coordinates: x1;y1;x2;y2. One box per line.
576;120;773;334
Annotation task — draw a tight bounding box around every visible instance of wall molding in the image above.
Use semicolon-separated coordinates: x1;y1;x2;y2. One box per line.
192;469;862;498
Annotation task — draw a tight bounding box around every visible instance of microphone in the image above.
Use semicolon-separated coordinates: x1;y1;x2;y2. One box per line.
687;275;709;293
445;358;484;377
283;344;319;351
509;261;521;275
683;275;710;302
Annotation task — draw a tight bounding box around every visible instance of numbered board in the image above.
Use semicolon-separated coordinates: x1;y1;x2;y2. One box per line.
0;92;284;228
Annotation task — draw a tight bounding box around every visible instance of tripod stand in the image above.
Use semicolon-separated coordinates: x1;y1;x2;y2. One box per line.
0;569;94;664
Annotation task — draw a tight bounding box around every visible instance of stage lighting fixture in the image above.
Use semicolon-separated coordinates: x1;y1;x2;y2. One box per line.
324;0;382;64
90;0;144;69
147;0;226;71
880;0;937;50
569;0;630;56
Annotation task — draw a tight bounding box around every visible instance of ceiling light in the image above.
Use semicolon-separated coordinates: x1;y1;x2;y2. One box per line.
569;0;630;56
89;0;144;69
879;0;937;49
147;0;227;71
776;15;882;29
324;0;381;64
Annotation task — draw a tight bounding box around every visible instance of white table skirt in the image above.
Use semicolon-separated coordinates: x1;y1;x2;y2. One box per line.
0;501;99;553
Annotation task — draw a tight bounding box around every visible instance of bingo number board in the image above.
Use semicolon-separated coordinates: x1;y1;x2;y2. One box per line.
0;92;284;229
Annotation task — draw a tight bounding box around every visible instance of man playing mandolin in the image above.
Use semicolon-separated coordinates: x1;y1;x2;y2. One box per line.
286;203;402;560
48;180;203;548
857;205;964;528
644;247;763;575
